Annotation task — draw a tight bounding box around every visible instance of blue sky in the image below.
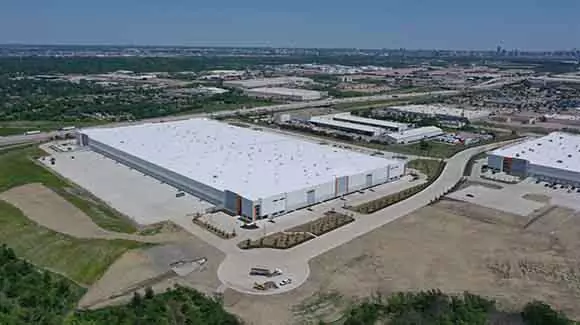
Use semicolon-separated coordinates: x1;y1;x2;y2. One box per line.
0;0;578;50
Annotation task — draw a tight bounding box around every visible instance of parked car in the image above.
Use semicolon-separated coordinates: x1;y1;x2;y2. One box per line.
279;278;293;286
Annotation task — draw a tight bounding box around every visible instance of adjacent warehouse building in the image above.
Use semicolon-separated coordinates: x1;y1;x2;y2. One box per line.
245;87;325;101
487;132;580;186
223;77;313;89
332;112;409;132
77;118;405;221
309;116;385;136
384;126;444;144
384;104;491;122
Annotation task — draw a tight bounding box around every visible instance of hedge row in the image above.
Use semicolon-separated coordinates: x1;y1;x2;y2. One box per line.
352;161;446;214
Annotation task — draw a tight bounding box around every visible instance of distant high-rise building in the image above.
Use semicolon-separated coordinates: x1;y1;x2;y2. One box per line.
496;45;502;56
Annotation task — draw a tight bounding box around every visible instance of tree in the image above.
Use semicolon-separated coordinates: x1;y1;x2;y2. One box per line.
144;287;155;300
522;301;573;325
419;140;431;152
131;292;142;307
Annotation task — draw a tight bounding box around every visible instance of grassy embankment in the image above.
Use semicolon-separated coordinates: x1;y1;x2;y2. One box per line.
0;200;143;284
0;146;137;233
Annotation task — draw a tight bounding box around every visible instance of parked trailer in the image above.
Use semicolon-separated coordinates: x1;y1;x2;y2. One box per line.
24;130;41;136
60;126;76;131
249;267;282;277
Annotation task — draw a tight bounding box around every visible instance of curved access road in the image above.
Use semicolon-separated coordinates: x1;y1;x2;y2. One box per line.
217;139;520;295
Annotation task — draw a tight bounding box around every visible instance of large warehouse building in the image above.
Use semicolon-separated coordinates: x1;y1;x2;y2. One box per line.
487;132;580;186
244;87;324;101
223;77;313;89
77;119;405;221
384;126;444;144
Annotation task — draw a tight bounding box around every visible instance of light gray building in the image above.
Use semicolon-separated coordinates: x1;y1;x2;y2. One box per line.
244;87;325;101
78;118;405;221
384;126;444;144
487;132;580;186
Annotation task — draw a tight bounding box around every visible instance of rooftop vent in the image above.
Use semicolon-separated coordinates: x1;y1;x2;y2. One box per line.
557;160;563;163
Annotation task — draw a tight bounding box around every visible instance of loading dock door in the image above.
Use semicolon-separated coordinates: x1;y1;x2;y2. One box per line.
306;190;316;205
365;174;373;187
336;176;348;195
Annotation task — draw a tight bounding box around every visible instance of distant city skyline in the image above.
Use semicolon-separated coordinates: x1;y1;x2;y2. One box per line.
1;0;579;51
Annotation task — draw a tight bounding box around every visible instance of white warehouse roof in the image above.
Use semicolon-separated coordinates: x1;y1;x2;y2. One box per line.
246;87;323;99
491;132;580;174
386;126;444;140
81;118;398;200
224;77;313;88
388;104;490;120
333;112;409;130
309;116;385;136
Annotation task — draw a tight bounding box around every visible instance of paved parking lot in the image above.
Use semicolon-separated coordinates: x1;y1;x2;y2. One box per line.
448;177;580;217
40;143;214;225
448;185;546;216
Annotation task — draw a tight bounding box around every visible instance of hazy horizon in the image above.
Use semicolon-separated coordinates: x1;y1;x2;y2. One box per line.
1;0;579;51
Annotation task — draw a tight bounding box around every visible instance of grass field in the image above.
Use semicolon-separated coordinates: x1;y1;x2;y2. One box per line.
407;159;446;180
386;140;459;159
0;199;144;284
0;146;138;233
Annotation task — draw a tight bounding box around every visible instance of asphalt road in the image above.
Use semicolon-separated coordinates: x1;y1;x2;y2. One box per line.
0;89;459;147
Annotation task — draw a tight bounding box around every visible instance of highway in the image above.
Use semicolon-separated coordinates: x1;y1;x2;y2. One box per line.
0;89;460;147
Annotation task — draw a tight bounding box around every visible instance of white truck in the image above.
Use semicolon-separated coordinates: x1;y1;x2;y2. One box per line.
249;267;282;277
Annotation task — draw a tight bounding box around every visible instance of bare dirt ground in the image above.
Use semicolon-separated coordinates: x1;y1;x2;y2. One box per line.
224;199;580;325
80;241;225;309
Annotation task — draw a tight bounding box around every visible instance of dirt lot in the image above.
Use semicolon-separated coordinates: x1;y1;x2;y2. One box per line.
224;199;580;324
80;241;225;309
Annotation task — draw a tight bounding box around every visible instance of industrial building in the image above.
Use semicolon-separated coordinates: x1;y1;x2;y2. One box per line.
384;126;444;144
77;118;405;221
309;116;385;137
487;132;580;186
244;87;325;101
385;104;491;121
332;112;409;132
223;77;313;89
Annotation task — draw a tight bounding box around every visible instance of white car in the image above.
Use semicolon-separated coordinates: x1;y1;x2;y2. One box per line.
279;278;292;286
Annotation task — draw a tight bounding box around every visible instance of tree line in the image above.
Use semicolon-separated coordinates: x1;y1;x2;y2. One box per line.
0;244;240;325
341;290;576;325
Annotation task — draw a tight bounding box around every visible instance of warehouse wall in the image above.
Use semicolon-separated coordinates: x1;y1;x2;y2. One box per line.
86;137;225;206
388;161;405;180
487;154;503;170
528;164;580;186
259;161;403;218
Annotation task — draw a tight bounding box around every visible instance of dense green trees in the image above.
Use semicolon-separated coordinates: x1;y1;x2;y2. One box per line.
522;301;575;325
0;244;85;325
342;290;577;325
0;244;240;325
68;286;240;325
0;77;271;122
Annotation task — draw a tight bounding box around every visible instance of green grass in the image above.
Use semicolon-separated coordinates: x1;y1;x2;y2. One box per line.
407;159;446;180
0;200;144;284
0;127;29;136
386;141;460;159
0;146;138;233
0;120;103;134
